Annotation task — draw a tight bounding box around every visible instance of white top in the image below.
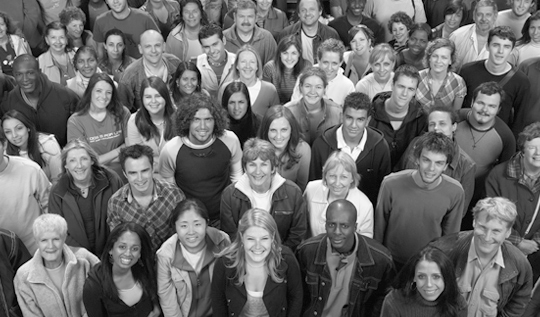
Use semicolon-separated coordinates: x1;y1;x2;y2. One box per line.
290;67;355;106
355;72;394;101
336;126;367;161
118;281;143;307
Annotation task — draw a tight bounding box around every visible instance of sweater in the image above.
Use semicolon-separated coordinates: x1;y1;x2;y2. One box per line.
381;290;468;317
223;25;277;65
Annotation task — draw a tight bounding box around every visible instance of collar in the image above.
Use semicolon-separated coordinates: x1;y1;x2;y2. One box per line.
121;180;160;204
336;125;367;152
326;233;358;260
314;233;376;267
468;237;505;268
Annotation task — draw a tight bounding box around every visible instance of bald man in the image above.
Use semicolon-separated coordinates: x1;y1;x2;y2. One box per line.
296;199;395;317
0;54;78;146
119;30;180;111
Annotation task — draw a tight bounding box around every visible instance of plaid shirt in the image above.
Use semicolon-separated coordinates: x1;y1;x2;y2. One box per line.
107;179;185;251
416;69;467;110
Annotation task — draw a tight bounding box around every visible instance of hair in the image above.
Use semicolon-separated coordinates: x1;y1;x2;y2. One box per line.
518;122;540;152
104;28;128;61
296;0;323;14
428;105;458;124
474;0;498;15
299;66;328;88
76;73;125;127
393;246;464;317
234;45;264;80
119;144;155;171
199;23;223;42
222;81;252;112
217;208;284;285
393;64;420;85
169;198;210;229
258;105;303;170
0;127;5;143
171;61;203;102
444;0;468;25
348;24;375;46
387;11;414;33
59;6;87;26
137;76;175;142
343;92;372;115
235;0;257;13
472;81;505;104
322;151;360;188
409;22;432;38
473;196;517;228
177;0;209;27
518;11;540;45
73;45;98;73
2;110;45;167
369;43;397;65
425;38;457;71
488;26;517;48
33;213;68;240
413;131;455;164
61;139;102;175
242;138;279;170
99;222;157;303
174;93;229;138
0;11;14;35
44;21;71;52
317;38;346;62
274;35;307;87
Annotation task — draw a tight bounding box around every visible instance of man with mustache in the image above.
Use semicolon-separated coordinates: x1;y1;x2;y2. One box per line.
223;0;277;65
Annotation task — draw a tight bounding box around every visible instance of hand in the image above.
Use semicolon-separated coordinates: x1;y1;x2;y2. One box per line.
518;239;539;255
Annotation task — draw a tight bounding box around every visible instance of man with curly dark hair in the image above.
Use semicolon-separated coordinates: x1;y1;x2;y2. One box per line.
158;93;242;227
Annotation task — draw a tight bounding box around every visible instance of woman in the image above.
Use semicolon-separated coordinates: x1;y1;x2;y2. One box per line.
59;6;97;50
14;214;100;317
222;81;260;148
171;61;208;106
141;0;181;38
263;35;311;104
343;25;374;85
99;28;135;82
38;22;76;86
220;138;307;251
388;11;414;53
83;222;161;317
416;38;466;110
67;46;101;97
396;23;431;70
223;0;288;38
224;45;280;119
212;208;303;317
67;73;131;179
430;0;466;39
157;199;230;317
127;76;175;174
0;11;31;76
2;110;62;184
49;139;124;256
510;11;540;66
355;43;396;101
166;0;208;61
258;104;310;191
284;67;342;145
304;151;373;238
381;246;468;317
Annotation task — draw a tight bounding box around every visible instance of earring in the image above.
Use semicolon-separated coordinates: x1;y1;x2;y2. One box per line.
109;253;114;264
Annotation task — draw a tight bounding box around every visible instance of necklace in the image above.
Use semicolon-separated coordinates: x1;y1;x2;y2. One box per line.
208;54;227;67
469;124;489;149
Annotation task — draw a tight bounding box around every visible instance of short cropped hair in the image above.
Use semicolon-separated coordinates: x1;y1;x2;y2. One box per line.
343;92;372;115
474;0;498;15
488;26;517;48
322;151;360;188
119;144;155;172
317;38;346;62
473;196;517;228
472;81;505;105
235;0;257;13
428;105;458;124
242;138;279;170
393;64;420;85
299;67;328;88
412;131;455;164
33;214;68;240
518;122;540;152
199;23;223;42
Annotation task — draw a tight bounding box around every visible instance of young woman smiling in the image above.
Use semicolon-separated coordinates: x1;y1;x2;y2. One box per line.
67;46;101;97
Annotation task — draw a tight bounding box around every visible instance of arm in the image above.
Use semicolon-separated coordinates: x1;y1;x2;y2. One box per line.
98;144;125;165
156;254;183;317
42;138;63;184
523;281;540;317
500;258;533;317
284;249;303;317
373;180;390;243
34;168;51;214
295;142;311;192
126;114;144;146
220;186;238;240
380;292;401;317
228;134;243;183
357;201;374;239
107;197;122;232
158;141;178;184
452;96;465;110
294;244;312;314
308;138;325;181
1;231;31;272
365;253;396;317
14;274;46;317
67;115;86;143
282;186;307;251
413;0;427;22
211;258;229;317
83;272;109;317
459;161;476;214
441;189;464;236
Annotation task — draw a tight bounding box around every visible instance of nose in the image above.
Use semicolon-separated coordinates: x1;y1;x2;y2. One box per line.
484;230;492;241
136;172;143;181
426;277;433;287
401;89;408;97
47;240;54;248
428;162;435;171
75;159;82;168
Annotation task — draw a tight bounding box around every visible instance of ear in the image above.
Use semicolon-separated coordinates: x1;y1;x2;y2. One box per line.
138;44;143;56
451;122;457;134
366;116;371;126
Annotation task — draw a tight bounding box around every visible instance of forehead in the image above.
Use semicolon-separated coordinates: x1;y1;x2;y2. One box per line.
320;51;341;62
431;47;452;56
2;117;24;127
238;50;257;61
394;75;418;88
524;137;540;146
200;34;222;46
303;75;324;85
392;22;407;29
66;148;91;159
489;36;513;46
93;80;113;91
474;92;501;106
299;0;320;9
13;59;39;72
141;33;163;45
115;231;141;245
193;108;213;119
327;205;356;223
475;211;510;229
411;29;429;38
124;156;152;171
244;226;270;237
106;35;124;43
420;148;448;162
429;110;452;123
183;2;200;10
475;5;496;14
236;8;255;15
344;107;369;119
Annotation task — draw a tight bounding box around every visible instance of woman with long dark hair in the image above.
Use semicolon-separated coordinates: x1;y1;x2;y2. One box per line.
171;61;207;105
165;0;209;60
222;81;260;148
510;11;540;66
343;25;374;85
99;28;135;82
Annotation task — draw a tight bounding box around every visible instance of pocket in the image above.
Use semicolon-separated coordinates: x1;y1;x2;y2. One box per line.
274;210;293;228
305;271;319;298
171;270;188;303
479;289;499;317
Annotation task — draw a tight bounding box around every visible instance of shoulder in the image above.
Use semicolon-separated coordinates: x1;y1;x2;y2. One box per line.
218;130;241;151
8;155;43;173
297;234;325;253
72;246;100;264
297;140;311;155
440;174;464;192
260;80;278;92
359;234;393;263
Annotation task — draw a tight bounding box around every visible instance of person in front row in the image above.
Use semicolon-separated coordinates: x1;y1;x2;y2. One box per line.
430;197;534;317
296;199;395;317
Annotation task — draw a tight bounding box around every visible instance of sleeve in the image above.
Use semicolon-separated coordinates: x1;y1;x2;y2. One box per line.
83;271;109;317
92;17;104;42
380;292;401;317
511;74;532;137
523;281;540;317
126;113;144;146
357;200;374;239
41;137;63;184
364;247;395;317
363;0;374;17
156;253;183;317
500;257;533;317
121;107;131;138
290;78;302;103
145;14;160;31
460;160;476;214
266;37;277;66
67;115;87;143
158;139;179;183
211;258;229;317
14;273;46;317
441;185;464;236
227;133;243;183
34;168;51;214
497;122;517;163
396;139;415;171
282;186;307;251
296;142;311;192
456;74;467;98
47;190;85;247
284;249;303;317
373;23;386;45
294;244;312;313
262;62;273;83
373;179;390;243
219;185;238;240
355;77;369;94
107;195;122;231
413;0;427;22
1;232;31;272
308;137;325;181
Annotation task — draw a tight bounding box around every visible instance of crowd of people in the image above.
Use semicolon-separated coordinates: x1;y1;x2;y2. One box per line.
1;0;540;316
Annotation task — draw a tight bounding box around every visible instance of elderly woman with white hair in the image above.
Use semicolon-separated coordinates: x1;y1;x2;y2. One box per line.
304;151;374;238
14;213;100;317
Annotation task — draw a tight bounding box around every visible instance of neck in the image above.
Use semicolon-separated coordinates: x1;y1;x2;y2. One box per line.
485;60;511;75
149;112;165;122
429;68;447;80
132;180;154;198
385;98;408;115
302;23;318;36
73;177;92;189
90;104;107;114
412;170;442;190
144;58;164;72
343;126;363;147
24;84;42;99
183;239;207;254
112;8;131;20
50;49;65;58
44;256;64;269
184;23;201;33
328;190;347;203
346;11;363;24
242;76;257;87
251;182;271;194
468;111;494;130
112;264;132;276
89;0;105;7
19;142;28;152
236;28;254;41
374;75;390;85
304;99;322;111
475;26;489;38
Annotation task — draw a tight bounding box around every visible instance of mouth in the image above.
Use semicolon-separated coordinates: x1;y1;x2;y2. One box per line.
185;236;199;243
119;257;132;265
250;249;266;255
72;169;88;177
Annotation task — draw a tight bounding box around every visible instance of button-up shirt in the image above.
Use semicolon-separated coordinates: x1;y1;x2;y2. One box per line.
336;126;367;161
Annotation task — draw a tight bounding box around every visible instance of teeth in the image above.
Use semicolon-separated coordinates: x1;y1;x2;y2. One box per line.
120;258;131;264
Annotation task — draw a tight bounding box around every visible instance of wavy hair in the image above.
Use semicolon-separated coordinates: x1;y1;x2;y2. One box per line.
174;93;229;138
137;76;175;142
518;11;540;45
176;0;209;28
61;139;107;181
171;61;202;103
425;38;457;72
44;21;72;52
2;110;45;167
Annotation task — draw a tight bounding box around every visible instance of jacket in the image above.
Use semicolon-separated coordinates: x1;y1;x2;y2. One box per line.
222;7;288;39
309;125;391;205
37;50;76;84
211;246;303;317
369;91;427;168
277;22;339;64
295;233;395;317
156;228;230;317
223;25;277;65
220;173;307;251
14;245;100;317
196;50;236;98
9;35;32;58
48;166;123;256
165;24;191;61
429;231;533;317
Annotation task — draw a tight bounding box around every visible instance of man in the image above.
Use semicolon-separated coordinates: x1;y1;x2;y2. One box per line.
0;131;50;254
328;0;384;46
496;0;535;38
368;64;427;168
450;0;498;71
277;0;340;64
399;105;477;213
486;122;540;283
223;0;277;65
460;26;530;136
108;144;185;252
119;30;180;111
430;197;533;317
159;93;242;227
296;199;395;317
0;54;78;147
93;0;159;59
290;38;355;106
375;132;464;269
197;24;236;98
310;92;391;205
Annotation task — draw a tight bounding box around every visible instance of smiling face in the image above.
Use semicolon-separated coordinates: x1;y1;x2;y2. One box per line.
408;29;429;56
473;211;511;259
429;47;452;74
227;92;249;120
37;230;65;268
298;0;321;28
13;60;40;94
325;203;356;253
343;107;369;142
325;164;354;198
512;0;533;17
177;70;199;95
257;0;273;12
246;158;274;193
300;75;325;105
471;92;501;126
392;22;408;44
280;45;300;69
319;51;342;81
143;87;166;116
105;34;126;60
268;117;291;152
2;118;30;150
372;55;394;83
66;19;84;39
91;80;113;110
0;17;8;40
445;9;463;30
65;148;93;184
175;208;207;254
139;32;164;65
109;230;142;271
416;149;449;184
200;34;226;64
529;19;540;44
243;226;272;265
487;36;513;67
76;51;98;78
106;0;129;14
235;8;256;34
414;260;445;302
45;29;67;54
183;2;202;28
350;30;371;56
347;0;366;17
522;138;540;173
123;156;154;196
189;108;215;145
237;50;258;82
474;5;497;34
